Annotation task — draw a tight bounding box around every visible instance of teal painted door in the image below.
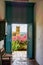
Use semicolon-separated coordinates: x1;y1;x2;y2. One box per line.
27;24;33;58
27;5;34;58
5;2;12;53
6;23;12;53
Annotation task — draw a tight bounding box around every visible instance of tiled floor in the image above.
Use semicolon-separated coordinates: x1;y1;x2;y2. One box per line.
11;51;39;65
12;51;27;59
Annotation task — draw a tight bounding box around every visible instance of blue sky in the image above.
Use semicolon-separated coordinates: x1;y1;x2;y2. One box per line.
12;24;27;33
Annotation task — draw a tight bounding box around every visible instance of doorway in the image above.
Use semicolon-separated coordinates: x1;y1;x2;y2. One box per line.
12;24;27;61
5;1;35;59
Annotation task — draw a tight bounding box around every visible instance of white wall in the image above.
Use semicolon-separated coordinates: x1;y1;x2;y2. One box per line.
35;0;43;65
0;40;4;49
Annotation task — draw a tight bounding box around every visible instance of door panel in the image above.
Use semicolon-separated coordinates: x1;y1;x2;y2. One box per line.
6;24;12;53
27;24;33;58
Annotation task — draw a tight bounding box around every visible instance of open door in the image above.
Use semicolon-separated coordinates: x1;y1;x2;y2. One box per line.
6;23;12;53
27;24;33;58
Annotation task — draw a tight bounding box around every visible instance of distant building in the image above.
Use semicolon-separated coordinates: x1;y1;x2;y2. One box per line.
16;26;20;36
12;26;20;36
12;32;16;36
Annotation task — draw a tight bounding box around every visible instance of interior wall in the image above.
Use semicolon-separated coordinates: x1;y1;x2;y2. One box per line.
35;0;43;65
0;0;5;49
0;0;43;65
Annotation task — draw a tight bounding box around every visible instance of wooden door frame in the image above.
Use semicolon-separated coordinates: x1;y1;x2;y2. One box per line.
5;1;35;59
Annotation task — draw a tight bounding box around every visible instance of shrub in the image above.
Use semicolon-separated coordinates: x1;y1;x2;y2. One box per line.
12;40;20;51
12;40;27;51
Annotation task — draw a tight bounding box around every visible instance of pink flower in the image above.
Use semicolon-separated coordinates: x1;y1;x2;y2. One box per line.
12;34;27;41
